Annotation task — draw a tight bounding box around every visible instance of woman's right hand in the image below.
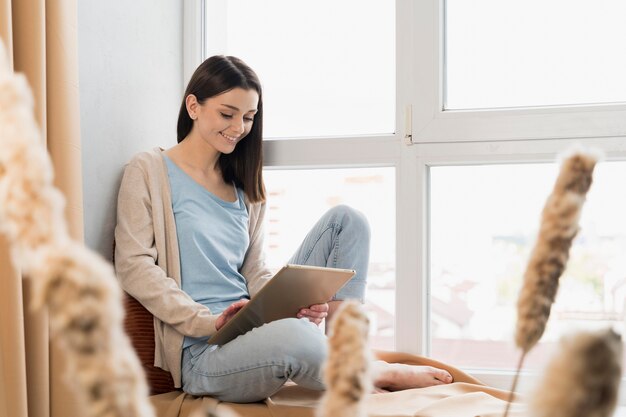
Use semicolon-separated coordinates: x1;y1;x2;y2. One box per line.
215;299;249;331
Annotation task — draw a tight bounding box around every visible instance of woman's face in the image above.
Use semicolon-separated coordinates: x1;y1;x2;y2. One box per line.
188;87;259;154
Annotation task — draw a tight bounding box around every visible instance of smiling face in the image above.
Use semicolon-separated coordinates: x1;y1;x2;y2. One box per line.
186;87;259;155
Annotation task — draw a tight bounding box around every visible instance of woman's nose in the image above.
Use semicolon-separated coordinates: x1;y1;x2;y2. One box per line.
232;118;245;134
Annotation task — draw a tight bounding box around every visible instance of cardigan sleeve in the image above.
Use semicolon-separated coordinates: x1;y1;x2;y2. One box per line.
114;159;219;338
241;202;274;298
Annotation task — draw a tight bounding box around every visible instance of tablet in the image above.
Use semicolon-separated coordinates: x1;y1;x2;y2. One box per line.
206;264;356;345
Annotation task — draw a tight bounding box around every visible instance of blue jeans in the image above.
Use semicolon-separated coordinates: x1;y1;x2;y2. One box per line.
181;205;370;402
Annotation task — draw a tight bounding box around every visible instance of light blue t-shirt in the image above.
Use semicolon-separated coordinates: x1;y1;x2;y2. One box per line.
164;155;250;347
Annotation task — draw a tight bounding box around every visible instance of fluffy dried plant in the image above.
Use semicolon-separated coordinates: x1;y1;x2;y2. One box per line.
0;40;153;417
317;301;372;417
530;328;622;417
515;148;599;354
503;148;600;417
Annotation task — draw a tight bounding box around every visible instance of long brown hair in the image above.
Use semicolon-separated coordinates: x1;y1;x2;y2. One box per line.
176;55;265;203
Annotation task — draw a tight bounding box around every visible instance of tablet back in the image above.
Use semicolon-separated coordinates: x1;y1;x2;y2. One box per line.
206;264;355;345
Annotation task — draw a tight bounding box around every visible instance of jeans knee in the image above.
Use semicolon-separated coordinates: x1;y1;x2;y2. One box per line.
328;205;370;240
271;318;327;365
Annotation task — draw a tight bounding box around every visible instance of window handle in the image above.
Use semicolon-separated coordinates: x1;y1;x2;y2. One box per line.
404;104;413;145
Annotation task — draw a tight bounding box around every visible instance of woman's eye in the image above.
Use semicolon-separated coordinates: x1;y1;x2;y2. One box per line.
244;117;254;122
220;113;233;119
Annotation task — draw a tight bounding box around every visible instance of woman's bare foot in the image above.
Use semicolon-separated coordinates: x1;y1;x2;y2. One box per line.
372;361;454;391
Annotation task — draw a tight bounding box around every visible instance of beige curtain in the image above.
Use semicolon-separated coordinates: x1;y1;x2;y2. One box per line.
0;1;84;417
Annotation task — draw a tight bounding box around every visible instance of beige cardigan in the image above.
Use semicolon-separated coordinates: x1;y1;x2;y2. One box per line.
114;147;273;388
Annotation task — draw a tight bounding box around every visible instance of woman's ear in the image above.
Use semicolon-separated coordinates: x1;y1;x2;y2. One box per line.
186;94;199;120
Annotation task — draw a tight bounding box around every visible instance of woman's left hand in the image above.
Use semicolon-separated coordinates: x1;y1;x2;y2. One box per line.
297;303;329;326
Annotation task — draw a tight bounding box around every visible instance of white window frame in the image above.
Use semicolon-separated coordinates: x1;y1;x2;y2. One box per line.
411;0;626;143
186;0;626;395
183;0;205;87
415;137;626;391
190;0;422;354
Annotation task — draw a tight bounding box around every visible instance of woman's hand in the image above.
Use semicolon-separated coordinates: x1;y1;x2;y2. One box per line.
297;302;329;326
215;299;249;331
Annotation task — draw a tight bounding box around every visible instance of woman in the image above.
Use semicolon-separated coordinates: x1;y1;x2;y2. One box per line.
114;55;453;403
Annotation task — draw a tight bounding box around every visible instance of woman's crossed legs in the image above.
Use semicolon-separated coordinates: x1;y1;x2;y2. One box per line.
181;205;453;403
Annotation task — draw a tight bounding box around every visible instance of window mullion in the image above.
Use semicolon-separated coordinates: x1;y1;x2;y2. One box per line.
183;0;206;87
394;0;427;354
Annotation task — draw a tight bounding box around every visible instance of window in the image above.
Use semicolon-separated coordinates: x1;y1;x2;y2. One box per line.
412;0;626;142
263;167;396;349
189;0;626;392
445;0;626;110
198;0;400;351
204;0;395;138
430;161;626;370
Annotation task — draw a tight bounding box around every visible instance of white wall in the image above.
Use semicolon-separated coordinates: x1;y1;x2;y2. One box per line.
78;1;183;259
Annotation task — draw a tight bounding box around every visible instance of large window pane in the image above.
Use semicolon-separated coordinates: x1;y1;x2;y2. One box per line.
445;0;626;109
206;0;395;138
263;167;396;349
430;162;626;370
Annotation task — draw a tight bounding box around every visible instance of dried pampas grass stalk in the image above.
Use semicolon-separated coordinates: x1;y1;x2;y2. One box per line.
503;147;600;417
317;301;372;417
515;148;599;353
530;328;622;417
0;40;154;417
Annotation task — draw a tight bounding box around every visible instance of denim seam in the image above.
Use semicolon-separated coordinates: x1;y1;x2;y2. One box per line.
190;361;324;385
191;360;288;377
301;222;342;265
333;225;339;267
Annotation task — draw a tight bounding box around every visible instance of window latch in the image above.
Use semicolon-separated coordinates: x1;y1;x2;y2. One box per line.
404;104;413;145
